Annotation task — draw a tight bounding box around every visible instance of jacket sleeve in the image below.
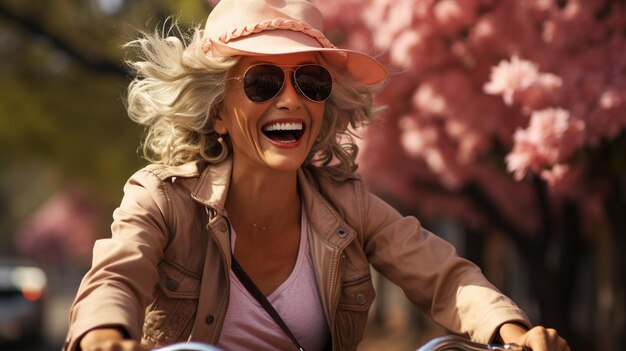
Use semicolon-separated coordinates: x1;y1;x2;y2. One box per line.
359;187;531;343
64;169;171;351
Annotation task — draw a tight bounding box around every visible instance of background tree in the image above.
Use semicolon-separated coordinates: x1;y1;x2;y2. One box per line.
311;0;625;350
0;0;212;250
0;2;212;346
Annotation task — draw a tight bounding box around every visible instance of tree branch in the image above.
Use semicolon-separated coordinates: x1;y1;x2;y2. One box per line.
0;2;127;77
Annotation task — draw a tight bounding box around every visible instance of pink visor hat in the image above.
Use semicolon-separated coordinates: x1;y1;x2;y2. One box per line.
201;0;388;85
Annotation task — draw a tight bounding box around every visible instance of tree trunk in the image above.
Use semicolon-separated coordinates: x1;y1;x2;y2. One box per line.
604;174;626;351
521;181;586;349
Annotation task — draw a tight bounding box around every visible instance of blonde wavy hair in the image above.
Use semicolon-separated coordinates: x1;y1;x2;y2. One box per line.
124;24;382;181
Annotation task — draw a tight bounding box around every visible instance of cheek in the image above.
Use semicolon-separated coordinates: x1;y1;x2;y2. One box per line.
310;104;326;133
220;101;270;153
221;92;264;130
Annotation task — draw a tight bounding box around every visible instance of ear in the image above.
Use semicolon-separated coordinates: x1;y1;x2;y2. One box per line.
213;118;227;135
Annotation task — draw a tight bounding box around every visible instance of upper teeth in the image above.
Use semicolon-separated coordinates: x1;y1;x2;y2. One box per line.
263;122;303;131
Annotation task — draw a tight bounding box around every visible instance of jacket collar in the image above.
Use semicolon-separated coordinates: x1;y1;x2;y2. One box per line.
190;158;232;216
190;158;356;248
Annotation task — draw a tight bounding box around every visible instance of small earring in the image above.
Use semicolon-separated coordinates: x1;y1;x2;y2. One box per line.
215;133;229;162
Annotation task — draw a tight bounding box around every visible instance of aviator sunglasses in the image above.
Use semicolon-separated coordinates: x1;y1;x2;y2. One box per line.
230;64;333;103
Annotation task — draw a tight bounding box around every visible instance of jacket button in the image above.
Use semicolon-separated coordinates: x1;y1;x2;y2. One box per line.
356;293;367;305
217;221;228;232
165;279;179;292
205;315;215;324
336;229;348;238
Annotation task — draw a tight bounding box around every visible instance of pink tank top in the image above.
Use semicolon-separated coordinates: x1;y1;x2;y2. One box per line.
216;210;330;351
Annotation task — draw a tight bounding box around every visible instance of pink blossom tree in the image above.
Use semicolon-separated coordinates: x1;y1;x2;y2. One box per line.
311;0;625;349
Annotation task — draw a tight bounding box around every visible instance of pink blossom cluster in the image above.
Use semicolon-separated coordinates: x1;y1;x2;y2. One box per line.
484;56;562;109
506;107;585;181
312;0;626;235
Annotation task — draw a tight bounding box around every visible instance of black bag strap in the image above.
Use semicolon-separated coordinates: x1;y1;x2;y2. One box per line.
230;255;305;351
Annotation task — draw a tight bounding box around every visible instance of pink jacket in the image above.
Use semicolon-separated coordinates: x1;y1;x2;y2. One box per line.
65;158;531;350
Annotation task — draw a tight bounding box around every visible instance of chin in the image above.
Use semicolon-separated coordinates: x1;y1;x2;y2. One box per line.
263;155;307;172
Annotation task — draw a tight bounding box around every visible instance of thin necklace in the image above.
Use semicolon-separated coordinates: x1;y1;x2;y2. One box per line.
252;223;267;231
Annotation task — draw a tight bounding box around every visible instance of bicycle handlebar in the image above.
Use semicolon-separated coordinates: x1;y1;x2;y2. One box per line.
151;335;531;351
417;335;531;351
151;342;222;351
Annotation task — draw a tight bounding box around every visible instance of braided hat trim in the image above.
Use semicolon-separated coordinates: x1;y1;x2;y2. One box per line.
217;18;335;49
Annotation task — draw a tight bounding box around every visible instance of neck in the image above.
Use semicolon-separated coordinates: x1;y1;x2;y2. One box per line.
225;160;301;233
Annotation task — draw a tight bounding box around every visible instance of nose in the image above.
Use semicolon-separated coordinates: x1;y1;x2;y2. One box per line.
274;72;302;110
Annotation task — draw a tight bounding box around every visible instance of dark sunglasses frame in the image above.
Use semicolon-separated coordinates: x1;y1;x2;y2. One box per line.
228;63;334;103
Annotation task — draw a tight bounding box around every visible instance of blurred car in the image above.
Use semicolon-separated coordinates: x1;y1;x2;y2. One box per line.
0;258;47;345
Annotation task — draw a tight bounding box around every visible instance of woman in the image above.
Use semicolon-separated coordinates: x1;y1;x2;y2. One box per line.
66;0;569;350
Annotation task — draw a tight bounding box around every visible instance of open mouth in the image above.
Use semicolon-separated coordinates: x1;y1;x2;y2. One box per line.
262;121;306;143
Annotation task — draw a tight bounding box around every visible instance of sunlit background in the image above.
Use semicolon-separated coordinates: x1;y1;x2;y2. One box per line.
1;0;624;350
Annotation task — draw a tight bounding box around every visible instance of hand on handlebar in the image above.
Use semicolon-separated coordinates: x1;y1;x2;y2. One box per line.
501;325;570;351
417;335;530;351
79;327;147;351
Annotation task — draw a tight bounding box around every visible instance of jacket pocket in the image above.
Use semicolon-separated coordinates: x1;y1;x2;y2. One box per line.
335;274;375;350
142;259;201;347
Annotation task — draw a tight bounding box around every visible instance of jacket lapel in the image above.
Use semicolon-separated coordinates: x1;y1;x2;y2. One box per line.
297;168;357;339
188;159;233;343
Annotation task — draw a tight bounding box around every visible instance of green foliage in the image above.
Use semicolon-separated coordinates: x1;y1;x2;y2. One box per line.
0;0;212;247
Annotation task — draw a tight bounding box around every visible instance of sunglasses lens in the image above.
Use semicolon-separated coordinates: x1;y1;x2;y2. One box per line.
241;64;332;103
243;64;285;102
295;65;333;102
